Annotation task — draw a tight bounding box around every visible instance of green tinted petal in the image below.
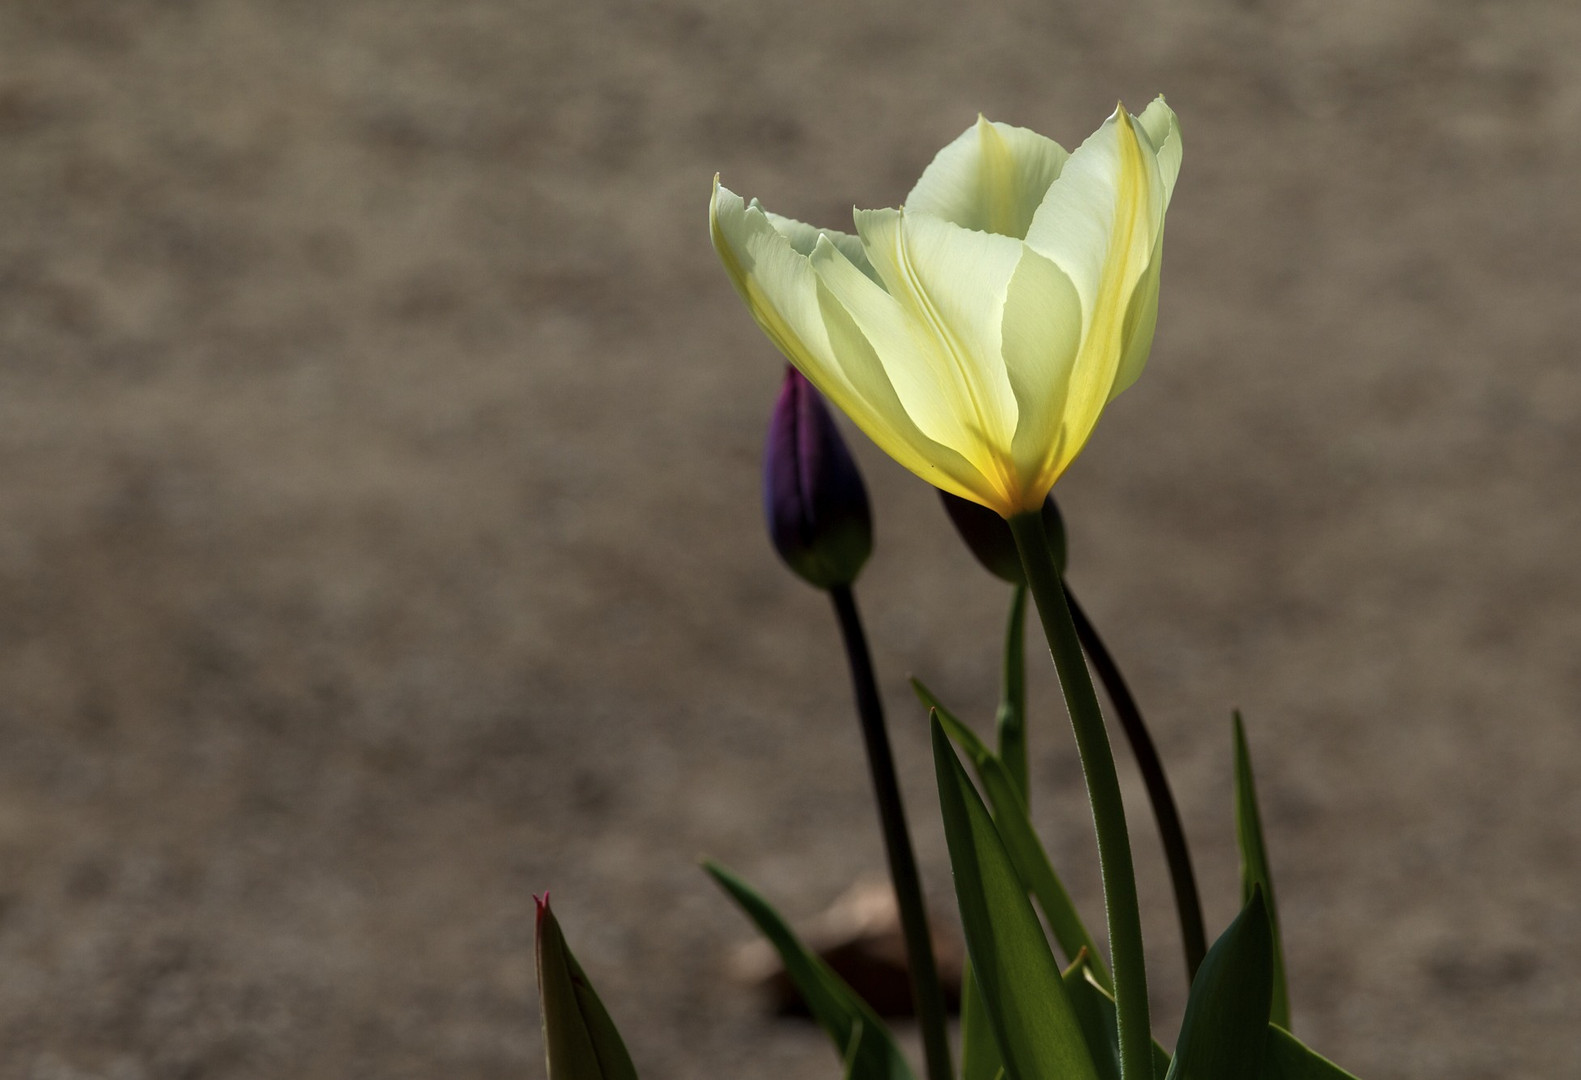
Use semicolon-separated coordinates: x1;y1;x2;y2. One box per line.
1134;97;1182;205
763;208;883;286
907;116;1070;239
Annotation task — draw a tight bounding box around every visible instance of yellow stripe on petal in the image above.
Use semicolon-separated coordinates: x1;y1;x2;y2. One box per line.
1021;105;1168;488
1108;230;1163;403
843;208;1026;507
905;118;1069;239
1055;107;1157;474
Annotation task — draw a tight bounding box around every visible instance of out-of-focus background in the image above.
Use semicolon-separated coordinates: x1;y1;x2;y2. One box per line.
2;0;1579;1076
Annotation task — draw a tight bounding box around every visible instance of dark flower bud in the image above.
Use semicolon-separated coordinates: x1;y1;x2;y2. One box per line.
764;366;873;589
939;489;1067;584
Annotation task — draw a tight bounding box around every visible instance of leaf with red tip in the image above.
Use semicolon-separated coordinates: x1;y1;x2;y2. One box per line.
535;895;639;1080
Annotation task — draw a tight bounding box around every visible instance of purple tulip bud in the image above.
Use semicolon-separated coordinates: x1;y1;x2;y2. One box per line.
939;489;1067;584
764;366;873;589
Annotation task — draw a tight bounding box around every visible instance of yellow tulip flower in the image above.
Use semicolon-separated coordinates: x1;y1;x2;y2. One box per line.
711;99;1181;518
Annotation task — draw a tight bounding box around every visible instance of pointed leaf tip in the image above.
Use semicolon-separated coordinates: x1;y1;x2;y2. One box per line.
930;711;1101;1080
1164;889;1272;1080
1232;712;1291;1029
703;860;915;1080
535;896;640;1080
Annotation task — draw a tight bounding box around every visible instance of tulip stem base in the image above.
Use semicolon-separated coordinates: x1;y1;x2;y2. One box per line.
828;585;953;1080
1066;584;1208;985
1008;511;1152;1080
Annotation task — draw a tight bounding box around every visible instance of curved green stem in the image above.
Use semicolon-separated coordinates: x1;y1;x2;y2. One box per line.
996;584;1030;801
1007;511;1151;1080
828;585;953;1080
1067;585;1207;985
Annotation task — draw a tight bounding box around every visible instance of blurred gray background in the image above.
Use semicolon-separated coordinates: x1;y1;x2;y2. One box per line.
2;0;1580;1077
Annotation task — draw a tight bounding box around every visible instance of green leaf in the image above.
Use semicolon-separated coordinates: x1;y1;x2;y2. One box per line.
702;861;915;1080
1060;956;1172;1080
1233;712;1291;1028
959;959;1004;1080
841;1020;867;1080
1165;889;1273;1080
1260;1025;1363;1080
931;712;1101;1080
995;584;1030;800
915;679;1109;990
535;895;639;1080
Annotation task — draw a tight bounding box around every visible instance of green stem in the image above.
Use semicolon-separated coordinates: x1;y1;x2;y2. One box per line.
1007;511;1151;1080
1067;585;1207;985
828;585;953;1080
996;584;1030;802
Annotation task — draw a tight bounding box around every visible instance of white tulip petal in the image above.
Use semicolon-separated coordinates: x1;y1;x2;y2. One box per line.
814;213;966;447
1022;106;1166;454
813;276;998;503
1024;106;1162;321
710;180;839;389
1135;96;1182;204
905;117;1069;239
840;208;1025;500
1109;231;1163;403
761;207;883;287
712;180;990;503
998;246;1084;499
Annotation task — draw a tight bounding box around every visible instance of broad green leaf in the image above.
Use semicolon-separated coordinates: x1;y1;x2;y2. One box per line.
1261;1024;1363;1080
1165;889;1273;1080
995;584;1030;799
1234;712;1291;1028
931;712;1101;1080
1060;956;1171;1080
915;679;1109;990
703;861;915;1080
959;959;1004;1080
535;895;639;1080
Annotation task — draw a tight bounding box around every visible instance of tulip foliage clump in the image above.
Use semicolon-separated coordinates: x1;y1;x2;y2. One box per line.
538;101;1366;1080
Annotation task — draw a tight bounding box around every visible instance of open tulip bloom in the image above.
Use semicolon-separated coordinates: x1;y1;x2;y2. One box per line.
535;99;1372;1080
711;98;1181;518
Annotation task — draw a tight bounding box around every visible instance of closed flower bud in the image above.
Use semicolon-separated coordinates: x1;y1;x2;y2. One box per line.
764;366;873;589
940;489;1067;584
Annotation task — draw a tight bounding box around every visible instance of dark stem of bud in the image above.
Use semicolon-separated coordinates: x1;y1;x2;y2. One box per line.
827;584;953;1080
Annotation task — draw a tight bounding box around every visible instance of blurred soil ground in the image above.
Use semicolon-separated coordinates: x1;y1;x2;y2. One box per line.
2;0;1581;1077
